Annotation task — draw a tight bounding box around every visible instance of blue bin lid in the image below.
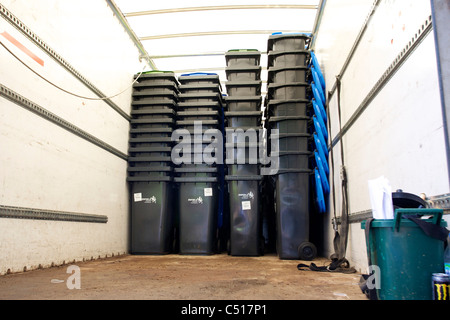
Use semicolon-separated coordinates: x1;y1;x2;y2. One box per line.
315;151;330;194
312;97;327;124
312;99;327;126
310;52;326;89
313;115;328;144
271;32;312;37
314;168;326;213
181;72;218;76
311;66;326;93
313;118;329;176
311;83;325;107
313;132;328;161
311;68;326;103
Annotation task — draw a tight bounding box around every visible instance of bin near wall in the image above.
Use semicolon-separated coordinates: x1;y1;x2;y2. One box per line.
132;89;178;102
135;70;179;86
225;111;262;127
271;151;311;170
361;209;448;300
226;175;264;256
177;102;224;121
178;92;224;105
130;179;176;254
268;50;311;68
179;83;222;95
177;110;219;122
175;176;219;255
130;108;176;121
178;72;222;88
224;96;262;112
269;132;310;153
131;100;178;112
267;99;310;117
225;81;262;97
268;82;310;100
268;115;310;134
268;66;310;84
268;33;310;52
273;169;316;260
225;49;261;67
225;66;262;81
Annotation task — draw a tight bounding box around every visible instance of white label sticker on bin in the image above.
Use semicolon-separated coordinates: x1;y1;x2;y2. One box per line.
242;201;251;211
204;188;213;197
133;193;142;202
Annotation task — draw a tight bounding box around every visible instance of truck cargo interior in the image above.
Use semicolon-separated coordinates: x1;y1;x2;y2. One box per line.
1;0;449;302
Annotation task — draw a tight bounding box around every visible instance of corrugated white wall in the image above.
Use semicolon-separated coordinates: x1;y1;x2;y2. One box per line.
313;0;449;272
0;0;144;274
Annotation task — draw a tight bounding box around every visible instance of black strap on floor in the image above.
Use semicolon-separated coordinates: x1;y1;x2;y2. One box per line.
297;258;355;273
297;76;354;274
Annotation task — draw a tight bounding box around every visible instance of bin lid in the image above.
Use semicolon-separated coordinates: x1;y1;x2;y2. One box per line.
361;209;447;229
268;82;310;90
314;168;326;213
225;49;261;58
128;166;173;173
225;80;262;88
224;95;262;103
131;109;176;116
136;71;178;82
225;175;263;181
271;150;312;156
268;115;310;122
310;52;326;89
179;83;221;92
268;65;309;74
178;73;221;85
177;101;222;108
129;127;173;134
177;110;219;117
225;111;262;117
133;82;179;92
392;191;428;208
314;151;330;194
267;98;310;107
267;49;310;58
131;100;178;107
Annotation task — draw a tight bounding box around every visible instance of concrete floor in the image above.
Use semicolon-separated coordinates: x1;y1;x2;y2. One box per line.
0;253;367;302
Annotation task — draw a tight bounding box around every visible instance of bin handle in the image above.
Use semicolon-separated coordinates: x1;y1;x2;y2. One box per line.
393;208;443;232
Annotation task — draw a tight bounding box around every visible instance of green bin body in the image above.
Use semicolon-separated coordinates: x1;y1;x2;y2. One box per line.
361;209;447;300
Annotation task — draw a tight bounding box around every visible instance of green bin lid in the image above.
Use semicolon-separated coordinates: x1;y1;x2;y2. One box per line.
361;208;447;229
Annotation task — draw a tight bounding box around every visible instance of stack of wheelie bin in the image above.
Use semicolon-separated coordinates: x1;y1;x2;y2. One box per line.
128;71;179;255
174;72;225;255
224;49;264;256
265;33;318;260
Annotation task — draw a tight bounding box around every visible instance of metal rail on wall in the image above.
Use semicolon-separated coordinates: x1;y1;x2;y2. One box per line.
0;205;108;223
0;84;128;161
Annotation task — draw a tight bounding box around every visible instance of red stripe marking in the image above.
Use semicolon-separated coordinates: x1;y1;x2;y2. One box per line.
1;31;45;66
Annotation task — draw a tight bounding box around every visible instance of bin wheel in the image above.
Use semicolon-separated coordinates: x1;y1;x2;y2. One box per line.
298;242;317;261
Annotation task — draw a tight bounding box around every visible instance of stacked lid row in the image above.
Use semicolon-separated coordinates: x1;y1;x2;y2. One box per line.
309;51;329;214
265;33;318;260
224;50;264;256
128;71;179;255
175;73;226;255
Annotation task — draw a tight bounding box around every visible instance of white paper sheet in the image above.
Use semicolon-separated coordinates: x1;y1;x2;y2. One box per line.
368;176;394;219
